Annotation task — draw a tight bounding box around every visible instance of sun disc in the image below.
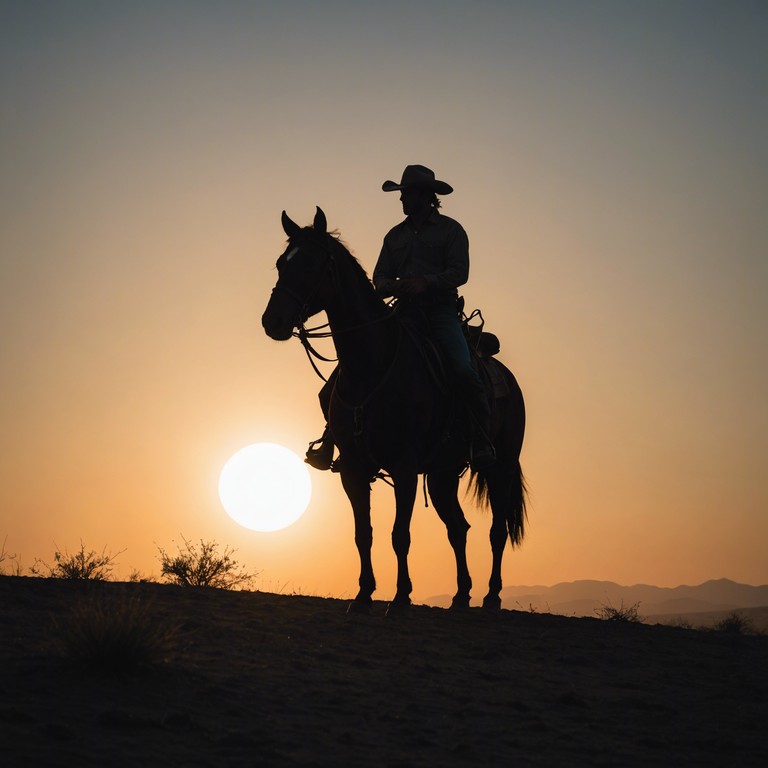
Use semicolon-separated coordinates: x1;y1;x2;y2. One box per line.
218;443;312;532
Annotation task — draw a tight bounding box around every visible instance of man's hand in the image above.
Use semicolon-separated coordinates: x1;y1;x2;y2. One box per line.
396;277;429;297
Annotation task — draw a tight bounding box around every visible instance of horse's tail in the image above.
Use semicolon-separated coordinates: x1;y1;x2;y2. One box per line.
468;461;528;547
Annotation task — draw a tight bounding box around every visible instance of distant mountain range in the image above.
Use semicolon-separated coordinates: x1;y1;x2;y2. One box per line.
423;578;768;621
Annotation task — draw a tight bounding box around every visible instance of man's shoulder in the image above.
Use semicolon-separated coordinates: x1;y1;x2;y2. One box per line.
432;211;465;231
382;218;409;244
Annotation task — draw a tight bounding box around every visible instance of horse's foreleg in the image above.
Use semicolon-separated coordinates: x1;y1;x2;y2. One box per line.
390;473;418;608
427;471;472;609
341;469;374;610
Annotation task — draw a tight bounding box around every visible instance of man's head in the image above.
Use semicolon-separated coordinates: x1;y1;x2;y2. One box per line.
382;165;453;219
398;186;436;217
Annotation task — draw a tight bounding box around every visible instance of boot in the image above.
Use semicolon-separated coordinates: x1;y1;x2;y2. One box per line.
305;426;335;471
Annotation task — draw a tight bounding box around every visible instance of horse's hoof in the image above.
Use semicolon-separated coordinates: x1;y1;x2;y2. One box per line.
347;599;371;615
482;595;502;611
385;598;411;617
449;596;471;611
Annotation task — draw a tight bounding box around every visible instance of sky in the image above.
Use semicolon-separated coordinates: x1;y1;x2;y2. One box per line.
1;0;766;601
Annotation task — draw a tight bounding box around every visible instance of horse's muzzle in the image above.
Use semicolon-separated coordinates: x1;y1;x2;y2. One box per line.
262;312;294;341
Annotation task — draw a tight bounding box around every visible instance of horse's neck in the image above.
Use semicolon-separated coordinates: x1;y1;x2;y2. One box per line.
325;283;395;388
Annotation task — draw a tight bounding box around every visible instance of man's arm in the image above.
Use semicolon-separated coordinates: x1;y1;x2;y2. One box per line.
424;220;469;292
372;238;399;297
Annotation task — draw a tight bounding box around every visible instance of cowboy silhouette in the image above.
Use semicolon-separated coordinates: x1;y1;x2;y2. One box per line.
306;164;495;471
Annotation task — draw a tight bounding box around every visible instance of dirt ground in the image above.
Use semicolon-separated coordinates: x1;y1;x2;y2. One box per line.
1;576;765;767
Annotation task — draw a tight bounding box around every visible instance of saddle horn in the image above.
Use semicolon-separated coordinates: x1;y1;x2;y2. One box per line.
281;210;302;239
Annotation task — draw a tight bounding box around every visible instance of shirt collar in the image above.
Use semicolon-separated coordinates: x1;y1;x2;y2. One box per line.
404;208;441;228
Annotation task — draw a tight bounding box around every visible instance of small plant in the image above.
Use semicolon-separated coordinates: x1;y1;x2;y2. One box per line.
713;611;754;635
0;537;22;575
595;600;644;623
30;541;123;580
157;536;257;590
55;591;178;674
128;569;156;583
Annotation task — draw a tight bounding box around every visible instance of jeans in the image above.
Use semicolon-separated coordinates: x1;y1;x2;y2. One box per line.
426;299;487;407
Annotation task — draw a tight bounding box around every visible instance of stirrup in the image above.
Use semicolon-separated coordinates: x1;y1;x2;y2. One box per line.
305;437;334;471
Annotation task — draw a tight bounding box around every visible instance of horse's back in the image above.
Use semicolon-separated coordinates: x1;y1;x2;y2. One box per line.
480;356;525;456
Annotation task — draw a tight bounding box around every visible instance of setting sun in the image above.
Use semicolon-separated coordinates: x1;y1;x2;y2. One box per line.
218;443;312;532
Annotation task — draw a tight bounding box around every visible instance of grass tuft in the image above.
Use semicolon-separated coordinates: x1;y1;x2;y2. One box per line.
55;590;180;674
595;600;644;623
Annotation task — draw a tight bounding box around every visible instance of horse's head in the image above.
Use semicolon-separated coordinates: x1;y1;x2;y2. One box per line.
262;207;334;341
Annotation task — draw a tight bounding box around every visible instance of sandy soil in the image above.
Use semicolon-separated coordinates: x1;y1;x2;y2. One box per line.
1;576;765;767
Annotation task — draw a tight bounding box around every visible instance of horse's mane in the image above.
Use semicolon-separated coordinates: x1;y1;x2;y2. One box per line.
316;227;379;296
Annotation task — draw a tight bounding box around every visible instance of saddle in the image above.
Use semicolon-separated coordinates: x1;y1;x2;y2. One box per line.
460;300;509;400
393;296;509;401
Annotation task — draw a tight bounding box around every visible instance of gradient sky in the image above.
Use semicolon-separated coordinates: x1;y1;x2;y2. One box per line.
1;1;766;600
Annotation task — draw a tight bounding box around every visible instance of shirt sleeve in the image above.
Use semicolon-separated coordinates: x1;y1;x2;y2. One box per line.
426;219;469;292
372;234;398;297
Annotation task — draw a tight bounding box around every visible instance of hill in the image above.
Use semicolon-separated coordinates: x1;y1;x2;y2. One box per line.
425;578;768;628
1;576;766;767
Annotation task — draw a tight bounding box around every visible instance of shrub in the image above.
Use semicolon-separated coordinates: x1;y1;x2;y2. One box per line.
55;590;178;674
30;541;123;580
595;600;644;623
157;537;257;590
713;611;754;635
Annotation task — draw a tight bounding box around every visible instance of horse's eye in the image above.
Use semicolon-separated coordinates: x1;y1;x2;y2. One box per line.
285;246;299;263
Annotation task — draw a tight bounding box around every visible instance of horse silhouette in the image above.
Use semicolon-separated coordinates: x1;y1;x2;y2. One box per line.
262;207;526;611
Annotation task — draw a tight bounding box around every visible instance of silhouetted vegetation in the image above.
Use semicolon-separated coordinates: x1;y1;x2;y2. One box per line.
667;617;694;630
55;591;179;674
595;600;644;623
157;537;257;590
0;536;22;575
713;611;754;635
128;568;156;583
30;541;123;580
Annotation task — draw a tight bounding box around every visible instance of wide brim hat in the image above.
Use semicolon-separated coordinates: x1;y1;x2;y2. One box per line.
382;164;453;195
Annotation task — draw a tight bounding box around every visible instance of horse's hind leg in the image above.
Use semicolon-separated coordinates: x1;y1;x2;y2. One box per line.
341;469;375;612
484;467;511;610
427;470;472;609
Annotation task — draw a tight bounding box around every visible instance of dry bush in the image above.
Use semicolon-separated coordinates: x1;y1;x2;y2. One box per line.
595;600;644;623
30;541;123;580
713;611;754;635
157;536;257;590
55;591;180;674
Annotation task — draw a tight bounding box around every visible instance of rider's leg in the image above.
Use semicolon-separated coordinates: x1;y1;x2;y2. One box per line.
428;303;495;470
305;368;338;470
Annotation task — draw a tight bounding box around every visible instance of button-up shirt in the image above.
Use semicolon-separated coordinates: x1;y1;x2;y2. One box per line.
373;209;470;299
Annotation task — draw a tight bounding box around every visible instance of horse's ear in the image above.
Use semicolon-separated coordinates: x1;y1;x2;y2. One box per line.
281;210;301;239
313;207;327;234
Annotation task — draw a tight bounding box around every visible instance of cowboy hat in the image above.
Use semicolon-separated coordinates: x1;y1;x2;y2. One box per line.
381;165;453;195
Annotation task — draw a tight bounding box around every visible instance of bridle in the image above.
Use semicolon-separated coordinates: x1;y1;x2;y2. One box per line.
269;234;395;382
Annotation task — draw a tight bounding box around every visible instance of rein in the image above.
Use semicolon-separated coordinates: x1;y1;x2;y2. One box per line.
293;311;397;382
274;236;396;382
